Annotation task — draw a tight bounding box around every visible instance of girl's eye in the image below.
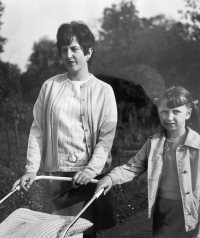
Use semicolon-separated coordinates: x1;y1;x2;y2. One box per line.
160;111;167;114
173;110;180;114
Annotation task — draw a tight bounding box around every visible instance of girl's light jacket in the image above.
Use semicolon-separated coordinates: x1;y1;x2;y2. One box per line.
109;127;200;235
25;73;117;178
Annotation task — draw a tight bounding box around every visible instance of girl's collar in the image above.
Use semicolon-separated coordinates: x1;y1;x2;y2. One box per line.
151;127;200;150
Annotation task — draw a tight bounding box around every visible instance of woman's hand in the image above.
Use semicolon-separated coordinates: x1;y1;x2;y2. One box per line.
95;176;113;195
72;171;93;186
12;172;36;192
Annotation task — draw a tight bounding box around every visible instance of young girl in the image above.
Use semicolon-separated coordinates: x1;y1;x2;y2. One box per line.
96;86;200;238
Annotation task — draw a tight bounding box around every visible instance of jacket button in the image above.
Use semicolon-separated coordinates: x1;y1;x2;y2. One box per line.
186;212;191;215
186;225;191;230
85;129;88;132
179;147;184;151
183;170;187;174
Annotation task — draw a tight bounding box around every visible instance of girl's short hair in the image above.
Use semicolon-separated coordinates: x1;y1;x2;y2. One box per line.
150;86;199;128
56;21;95;65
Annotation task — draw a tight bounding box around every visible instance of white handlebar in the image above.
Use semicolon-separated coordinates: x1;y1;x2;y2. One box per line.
35;175;98;183
0;176;99;205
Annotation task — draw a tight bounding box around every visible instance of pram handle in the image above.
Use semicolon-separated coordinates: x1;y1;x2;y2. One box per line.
0;176;98;205
59;188;104;238
35;175;98;183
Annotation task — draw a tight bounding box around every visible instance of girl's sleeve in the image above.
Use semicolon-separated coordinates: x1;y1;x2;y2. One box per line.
25;83;46;173
108;138;151;185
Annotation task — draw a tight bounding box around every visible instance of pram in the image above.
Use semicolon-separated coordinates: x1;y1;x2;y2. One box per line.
0;176;104;238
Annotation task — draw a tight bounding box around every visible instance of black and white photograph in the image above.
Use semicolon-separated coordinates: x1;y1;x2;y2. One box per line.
0;0;200;237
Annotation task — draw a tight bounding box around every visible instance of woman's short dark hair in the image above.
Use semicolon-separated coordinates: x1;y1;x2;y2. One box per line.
56;21;95;65
150;86;199;129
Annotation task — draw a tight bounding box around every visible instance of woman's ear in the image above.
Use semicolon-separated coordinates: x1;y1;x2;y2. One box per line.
86;47;93;61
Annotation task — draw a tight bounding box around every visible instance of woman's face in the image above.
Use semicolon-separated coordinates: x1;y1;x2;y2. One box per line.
60;37;92;74
158;97;191;136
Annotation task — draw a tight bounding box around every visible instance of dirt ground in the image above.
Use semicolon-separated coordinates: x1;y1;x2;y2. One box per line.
97;209;152;238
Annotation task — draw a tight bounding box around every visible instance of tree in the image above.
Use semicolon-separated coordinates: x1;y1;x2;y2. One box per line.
179;0;200;40
21;37;65;102
0;1;6;53
94;0;141;75
94;0;200;97
0;61;21;97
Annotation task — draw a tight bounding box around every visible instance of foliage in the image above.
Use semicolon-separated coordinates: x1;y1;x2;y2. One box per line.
93;0;200;113
179;0;200;40
119;64;166;99
94;0;141;75
0;163;43;223
0;60;21;98
114;174;148;223
21;37;65;103
0;1;6;53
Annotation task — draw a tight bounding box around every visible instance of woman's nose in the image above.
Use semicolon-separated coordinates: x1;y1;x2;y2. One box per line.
67;50;73;58
63;49;73;58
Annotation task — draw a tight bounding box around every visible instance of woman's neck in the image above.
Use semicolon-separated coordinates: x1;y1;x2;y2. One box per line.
68;69;90;82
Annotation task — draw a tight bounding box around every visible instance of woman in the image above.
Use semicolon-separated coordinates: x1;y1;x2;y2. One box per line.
13;21;117;238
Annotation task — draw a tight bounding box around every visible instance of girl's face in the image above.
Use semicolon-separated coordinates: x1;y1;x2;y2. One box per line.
158;97;192;136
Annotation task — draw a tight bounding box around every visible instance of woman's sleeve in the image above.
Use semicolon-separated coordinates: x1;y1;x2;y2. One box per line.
108;138;151;185
25;84;46;173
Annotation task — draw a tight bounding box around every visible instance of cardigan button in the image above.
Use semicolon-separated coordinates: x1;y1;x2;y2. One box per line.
183;170;187;174
68;155;78;163
186;211;191;215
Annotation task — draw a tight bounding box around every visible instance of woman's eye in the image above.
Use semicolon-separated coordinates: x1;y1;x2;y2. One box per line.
72;47;79;51
61;49;67;54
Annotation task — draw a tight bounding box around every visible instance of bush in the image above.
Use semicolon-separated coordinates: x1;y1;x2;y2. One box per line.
0;165;43;223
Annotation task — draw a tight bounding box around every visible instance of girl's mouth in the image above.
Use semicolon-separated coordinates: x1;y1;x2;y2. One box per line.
165;122;175;126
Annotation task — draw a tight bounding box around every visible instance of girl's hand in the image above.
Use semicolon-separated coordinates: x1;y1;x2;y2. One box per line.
12;172;36;192
72;171;93;186
95;176;113;195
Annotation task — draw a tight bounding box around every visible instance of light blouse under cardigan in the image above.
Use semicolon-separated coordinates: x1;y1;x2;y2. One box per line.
25;73;118;178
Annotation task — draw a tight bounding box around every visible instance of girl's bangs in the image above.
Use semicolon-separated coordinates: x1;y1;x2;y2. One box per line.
162;89;187;108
